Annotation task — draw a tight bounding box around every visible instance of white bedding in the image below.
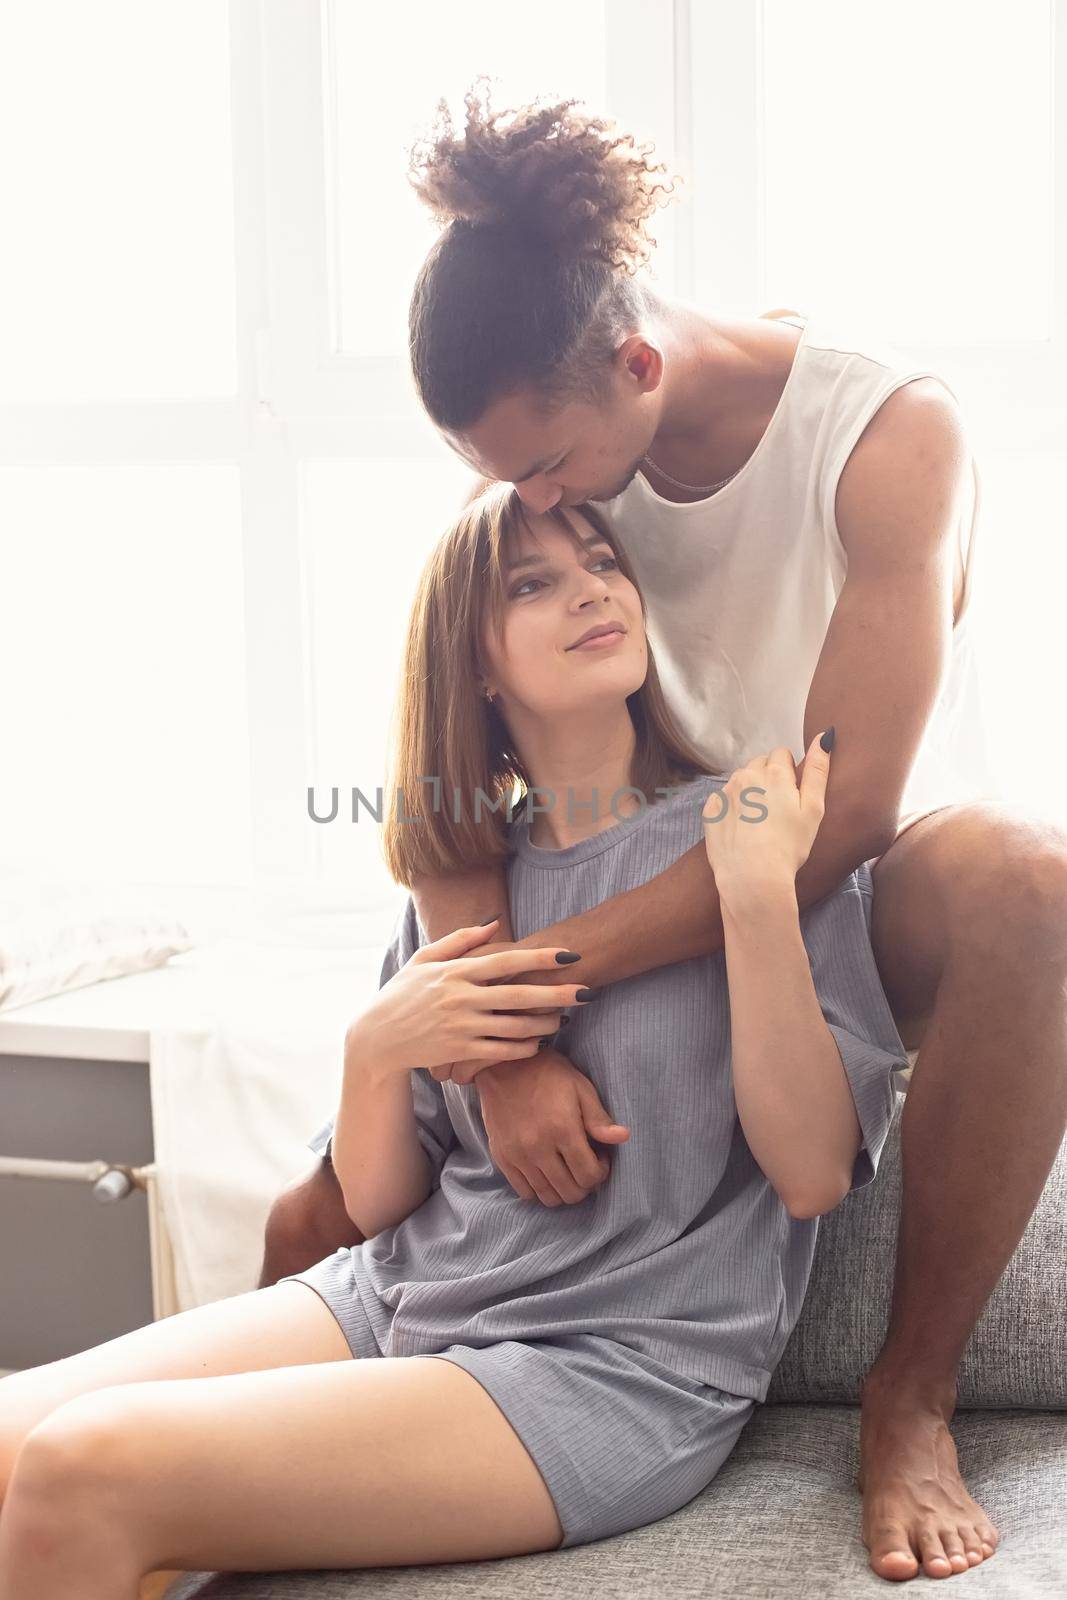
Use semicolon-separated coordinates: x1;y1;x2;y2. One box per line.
0;875;192;1013
147;906;400;1311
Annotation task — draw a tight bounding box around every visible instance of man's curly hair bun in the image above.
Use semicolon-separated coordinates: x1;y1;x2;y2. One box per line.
406;74;681;275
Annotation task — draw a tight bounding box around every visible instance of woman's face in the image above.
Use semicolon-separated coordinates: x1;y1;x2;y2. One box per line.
482;510;647;722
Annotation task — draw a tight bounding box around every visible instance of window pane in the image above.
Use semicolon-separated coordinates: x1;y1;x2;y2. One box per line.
761;0;1052;342
0;1;238;402
967;452;1067;823
303;455;475;897
328;1;608;360
0;464;252;882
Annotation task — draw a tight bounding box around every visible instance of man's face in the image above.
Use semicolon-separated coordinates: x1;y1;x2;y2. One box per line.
441;342;662;515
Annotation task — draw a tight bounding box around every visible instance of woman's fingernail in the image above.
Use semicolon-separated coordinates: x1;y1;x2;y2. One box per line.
479;915;498;925
575;988;598;1002
555;950;582;964
819;726;836;753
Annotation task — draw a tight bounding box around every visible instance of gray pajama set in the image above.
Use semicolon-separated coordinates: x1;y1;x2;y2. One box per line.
282;774;911;1549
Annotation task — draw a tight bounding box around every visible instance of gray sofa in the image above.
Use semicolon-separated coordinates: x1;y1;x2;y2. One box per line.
170;1090;1067;1597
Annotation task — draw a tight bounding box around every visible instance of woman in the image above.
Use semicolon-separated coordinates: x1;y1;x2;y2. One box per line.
0;488;909;1590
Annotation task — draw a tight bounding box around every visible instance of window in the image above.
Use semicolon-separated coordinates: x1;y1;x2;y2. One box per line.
761;0;1053;343
5;0;1064;900
0;1;238;402
0;462;251;881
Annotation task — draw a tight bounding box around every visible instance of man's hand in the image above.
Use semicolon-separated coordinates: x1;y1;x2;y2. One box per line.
477;1045;631;1206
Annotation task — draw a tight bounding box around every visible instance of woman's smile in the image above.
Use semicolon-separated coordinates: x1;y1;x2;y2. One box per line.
568;630;628;652
566;619;629;651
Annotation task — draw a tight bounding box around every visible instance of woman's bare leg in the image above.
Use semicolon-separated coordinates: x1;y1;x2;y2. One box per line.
0;1280;352;1500
0;1323;563;1596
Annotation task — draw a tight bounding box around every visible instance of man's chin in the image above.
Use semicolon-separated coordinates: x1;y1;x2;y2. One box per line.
587;479;634;504
560;461;643;506
590;463;644;503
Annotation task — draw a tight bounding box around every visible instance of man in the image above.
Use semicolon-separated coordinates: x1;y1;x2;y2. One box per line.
263;103;1067;1580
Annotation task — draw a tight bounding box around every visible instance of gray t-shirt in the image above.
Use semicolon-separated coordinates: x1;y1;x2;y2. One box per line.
307;774;909;1402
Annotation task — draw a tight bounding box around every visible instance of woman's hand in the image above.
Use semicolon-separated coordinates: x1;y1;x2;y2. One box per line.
345;919;587;1081
429;934;571;1084
703;730;833;904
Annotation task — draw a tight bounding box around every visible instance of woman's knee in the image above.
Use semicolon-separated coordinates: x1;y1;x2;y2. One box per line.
259;1160;364;1287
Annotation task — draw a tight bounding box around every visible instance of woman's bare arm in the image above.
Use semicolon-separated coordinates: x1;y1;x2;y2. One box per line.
333;1026;434;1237
410;861;623;1211
718;880;860;1218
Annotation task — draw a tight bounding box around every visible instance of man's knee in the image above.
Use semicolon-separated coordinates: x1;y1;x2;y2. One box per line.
258;1158;364;1287
948;808;1067;964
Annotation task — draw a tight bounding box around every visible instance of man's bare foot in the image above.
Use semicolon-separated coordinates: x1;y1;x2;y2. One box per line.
857;1366;1001;1581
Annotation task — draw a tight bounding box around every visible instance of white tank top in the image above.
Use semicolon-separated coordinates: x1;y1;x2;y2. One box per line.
595;310;996;829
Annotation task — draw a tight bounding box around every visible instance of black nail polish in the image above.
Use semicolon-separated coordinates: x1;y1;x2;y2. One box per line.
575;988;597;1002
555;950;582;964
820;726;836;753
479;915;498;925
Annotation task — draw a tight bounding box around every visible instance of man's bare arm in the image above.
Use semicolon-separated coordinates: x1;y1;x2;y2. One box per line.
452;382;964;988
410;859;515;944
408;744;877;989
814;377;969;842
501;783;884;989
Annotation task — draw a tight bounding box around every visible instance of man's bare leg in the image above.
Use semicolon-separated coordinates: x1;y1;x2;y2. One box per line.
860;801;1067;1581
257;1156;365;1288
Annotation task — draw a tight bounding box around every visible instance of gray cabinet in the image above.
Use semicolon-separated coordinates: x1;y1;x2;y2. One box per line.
0;1052;155;1370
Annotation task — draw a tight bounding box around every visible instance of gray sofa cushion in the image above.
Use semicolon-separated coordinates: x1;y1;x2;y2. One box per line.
165;1404;1067;1598
768;1091;1067;1408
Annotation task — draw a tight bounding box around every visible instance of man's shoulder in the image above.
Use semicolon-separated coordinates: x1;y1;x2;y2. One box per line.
836;377;971;564
847;373;966;452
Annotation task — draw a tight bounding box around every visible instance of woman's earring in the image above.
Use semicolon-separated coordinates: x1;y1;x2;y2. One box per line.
484;687;495;703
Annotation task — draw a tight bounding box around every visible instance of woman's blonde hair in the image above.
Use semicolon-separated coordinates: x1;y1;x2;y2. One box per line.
380;482;719;888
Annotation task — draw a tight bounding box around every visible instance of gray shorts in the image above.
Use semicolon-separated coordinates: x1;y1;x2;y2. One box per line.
279;1245;757;1550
